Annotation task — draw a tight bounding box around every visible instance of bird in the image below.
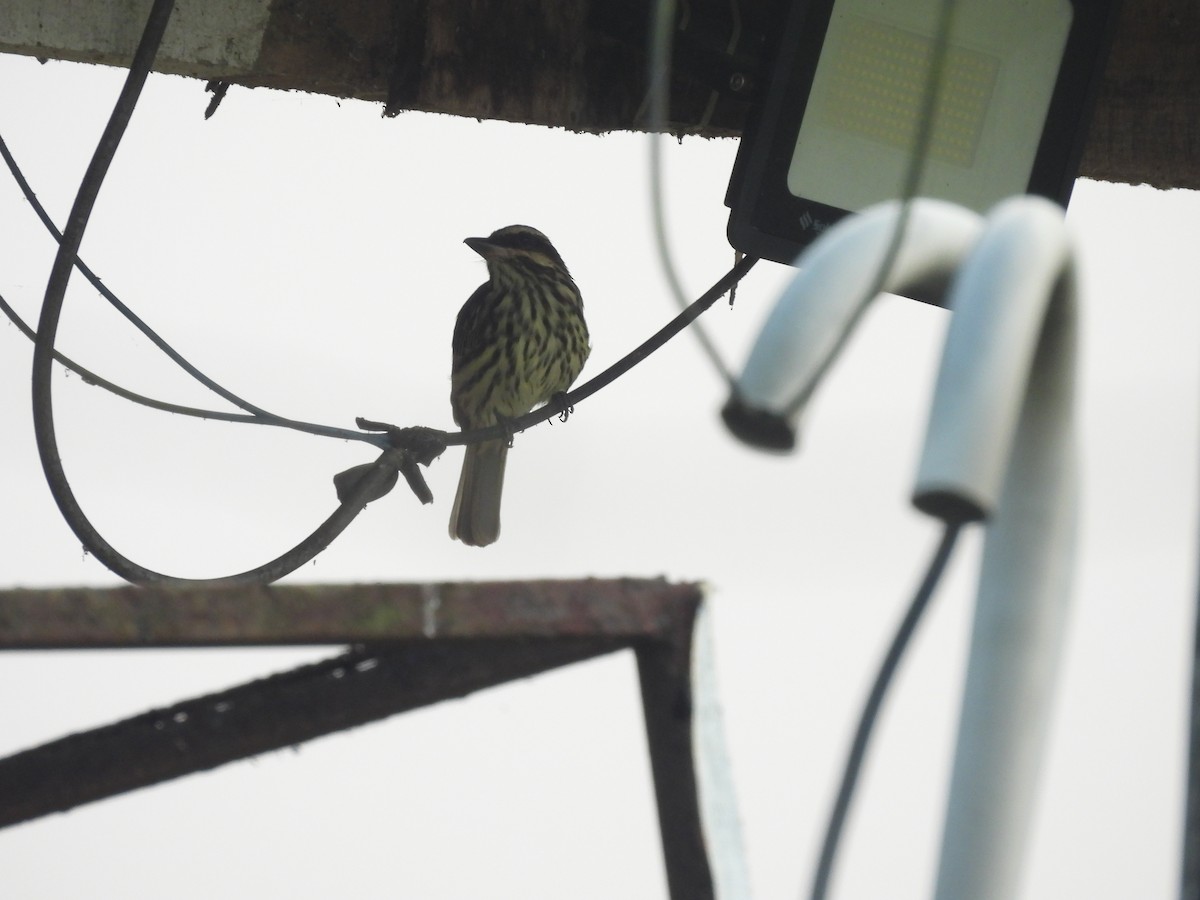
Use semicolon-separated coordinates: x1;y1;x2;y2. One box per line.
449;225;591;546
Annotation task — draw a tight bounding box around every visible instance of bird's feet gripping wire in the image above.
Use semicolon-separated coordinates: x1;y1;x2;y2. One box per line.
549;391;575;423
494;413;520;448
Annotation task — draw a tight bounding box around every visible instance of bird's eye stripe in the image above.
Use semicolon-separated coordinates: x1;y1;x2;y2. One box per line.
486;228;567;266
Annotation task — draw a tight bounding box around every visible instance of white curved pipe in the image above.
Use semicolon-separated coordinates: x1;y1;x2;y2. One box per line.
913;196;1079;523
728;200;984;451
917;196;1080;900
726;195;1080;900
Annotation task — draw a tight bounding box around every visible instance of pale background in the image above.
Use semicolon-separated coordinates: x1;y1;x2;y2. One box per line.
1;54;1198;898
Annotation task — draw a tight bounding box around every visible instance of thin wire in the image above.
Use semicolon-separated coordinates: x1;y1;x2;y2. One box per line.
1;291;257;424
783;0;961;419
0;131;382;447
3;114;756;451
646;0;738;389
808;521;964;900
4;250;758;453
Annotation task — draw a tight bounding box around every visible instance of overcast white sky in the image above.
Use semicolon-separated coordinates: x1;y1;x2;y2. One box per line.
1;54;1198;899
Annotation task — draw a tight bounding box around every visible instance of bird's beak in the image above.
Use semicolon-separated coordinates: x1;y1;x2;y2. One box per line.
464;236;493;257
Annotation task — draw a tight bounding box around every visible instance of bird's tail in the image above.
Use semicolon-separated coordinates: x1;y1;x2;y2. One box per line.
449;439;508;547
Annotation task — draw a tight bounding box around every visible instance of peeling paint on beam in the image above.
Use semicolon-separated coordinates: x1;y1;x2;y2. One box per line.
1;0;272;77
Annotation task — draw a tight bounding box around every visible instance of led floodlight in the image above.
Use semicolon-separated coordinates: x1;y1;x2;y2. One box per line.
726;0;1119;266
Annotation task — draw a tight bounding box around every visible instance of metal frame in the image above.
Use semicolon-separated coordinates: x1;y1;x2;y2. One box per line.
0;580;715;900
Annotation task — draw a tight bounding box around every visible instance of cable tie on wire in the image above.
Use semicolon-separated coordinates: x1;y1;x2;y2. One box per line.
335;428;448;506
333;443;431;506
355;420;448;465
333;461;399;505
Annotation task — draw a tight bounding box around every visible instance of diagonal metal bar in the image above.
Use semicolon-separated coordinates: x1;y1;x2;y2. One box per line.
0;580;717;900
0;638;622;829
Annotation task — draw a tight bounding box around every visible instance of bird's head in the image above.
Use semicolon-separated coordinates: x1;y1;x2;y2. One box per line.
464;224;570;276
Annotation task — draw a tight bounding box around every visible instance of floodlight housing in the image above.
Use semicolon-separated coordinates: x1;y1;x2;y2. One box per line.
726;0;1119;267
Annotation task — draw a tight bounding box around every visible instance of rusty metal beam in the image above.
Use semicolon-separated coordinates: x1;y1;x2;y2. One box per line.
0;580;716;900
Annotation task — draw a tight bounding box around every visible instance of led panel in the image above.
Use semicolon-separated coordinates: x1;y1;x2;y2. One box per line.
726;0;1119;269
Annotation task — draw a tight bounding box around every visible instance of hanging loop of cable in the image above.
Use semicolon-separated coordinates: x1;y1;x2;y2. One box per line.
26;0;405;587
23;0;759;586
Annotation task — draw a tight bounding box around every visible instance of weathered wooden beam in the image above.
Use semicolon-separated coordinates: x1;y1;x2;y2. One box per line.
244;0;762;134
1;0;273;76
0;579;701;648
1;0;1195;188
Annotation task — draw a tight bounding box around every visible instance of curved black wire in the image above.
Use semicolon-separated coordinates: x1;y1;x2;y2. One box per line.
808;521;964;900
5;114;757;455
27;0;396;586
0;131;385;447
555;253;757;408
2;291;260;424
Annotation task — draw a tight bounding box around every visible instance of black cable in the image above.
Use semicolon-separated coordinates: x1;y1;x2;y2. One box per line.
4;120;757;452
808;520;964;900
560;253;757;408
0;131;383;447
24;0;390;587
6;251;758;454
17;246;755;584
2;291;259;424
